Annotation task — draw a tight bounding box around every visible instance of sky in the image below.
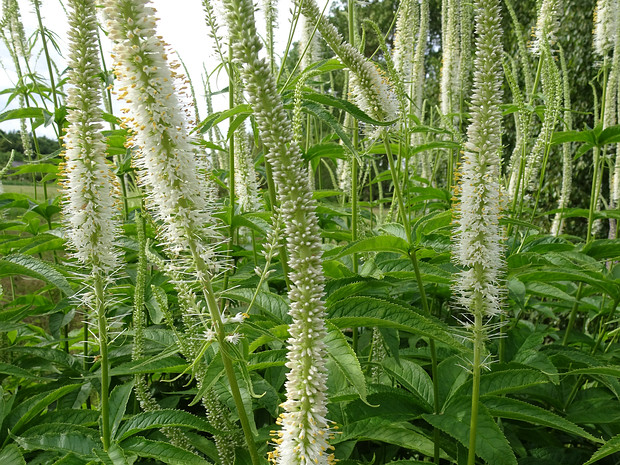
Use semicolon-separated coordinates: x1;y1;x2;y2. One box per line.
0;0;330;137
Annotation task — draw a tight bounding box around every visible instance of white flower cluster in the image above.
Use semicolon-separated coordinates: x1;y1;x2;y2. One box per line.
453;0;505;319
531;0;559;56
440;0;461;119
61;0;121;275
300;14;322;70
393;0;417;82
103;0;219;265
2;0;34;168
298;0;397;124
594;0;618;56
222;0;334;462
233;85;261;212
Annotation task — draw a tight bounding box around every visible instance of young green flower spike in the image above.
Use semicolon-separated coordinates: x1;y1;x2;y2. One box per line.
222;0;334;463
104;0;219;265
62;0;121;274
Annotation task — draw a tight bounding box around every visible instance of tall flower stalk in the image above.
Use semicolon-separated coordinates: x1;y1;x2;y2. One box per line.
1;0;36;194
103;1;259;462
451;0;504;463
393;0;418;86
61;0;121;451
223;0;334;462
440;0;460;125
551;46;573;236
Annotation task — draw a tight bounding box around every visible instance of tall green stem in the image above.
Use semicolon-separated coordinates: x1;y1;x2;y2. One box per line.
467;307;483;465
264;157;292;289
189;244;260;465
224;46;236;292
587;147;602;243
33;0;61;140
94;274;111;451
386;132;441;463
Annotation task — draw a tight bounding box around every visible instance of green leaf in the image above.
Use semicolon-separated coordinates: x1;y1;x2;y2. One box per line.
566;366;620;377
94;443;131;465
598;125;620;146
413;210;452;237
248;349;287;370
325;322;369;404
584;434;620;465
328;297;465;351
16;424;100;458
121;437;210;465
195;104;251;134
0;362;49;380
110;382;134;440
221;287;291;323
10;384;82;436
0;444;26;465
582;239;620;260
110;355;187;376
37;409;99;427
189;352;226;407
301;102;355;153
0;254;73;296
116;410;216;441
302;91;395;126
407;141;461;156
9;163;59;176
0;107;45;123
423;397;517;465
382;358;433;411
550;130;593;145
482;396;599;442
334;417;440;458
517;269;617;299
7;346;79;370
304;143;346;165
325;236;410;260
226;113;250;140
451;368;549;403
231;213;271;235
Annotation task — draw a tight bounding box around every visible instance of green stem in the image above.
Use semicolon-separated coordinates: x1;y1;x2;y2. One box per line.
389;128;441;463
587;147;601;243
33;0;61;140
467;309;483;465
383;133;410;237
94;274;111;451
224;47;236;292
189;245;260;465
264;155;292;289
562;283;583;346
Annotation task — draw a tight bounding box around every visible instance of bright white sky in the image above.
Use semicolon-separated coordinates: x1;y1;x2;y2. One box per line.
0;0;332;137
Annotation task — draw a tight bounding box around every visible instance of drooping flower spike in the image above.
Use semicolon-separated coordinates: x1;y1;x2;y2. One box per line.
298;0;398;125
103;0;220;267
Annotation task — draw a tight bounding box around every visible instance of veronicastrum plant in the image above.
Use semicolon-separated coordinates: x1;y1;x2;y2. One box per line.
0;0;620;464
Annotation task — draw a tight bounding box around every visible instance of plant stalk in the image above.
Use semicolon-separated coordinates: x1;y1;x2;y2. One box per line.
94;274;111;451
189;244;260;465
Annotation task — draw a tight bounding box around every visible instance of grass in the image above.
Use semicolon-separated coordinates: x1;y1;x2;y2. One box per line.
3;182;59;199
